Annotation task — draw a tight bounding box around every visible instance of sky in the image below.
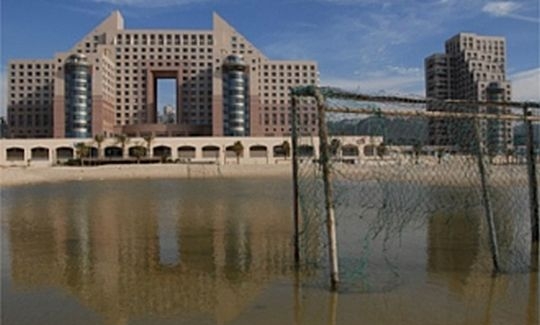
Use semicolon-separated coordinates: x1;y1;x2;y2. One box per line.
1;0;539;116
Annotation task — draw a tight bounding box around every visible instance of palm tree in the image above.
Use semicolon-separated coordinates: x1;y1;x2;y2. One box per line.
282;140;291;160
93;134;105;159
412;141;423;164
115;134;130;159
506;148;515;165
131;142;146;164
232;140;244;164
329;138;341;158
143;134;154;158
75;142;90;166
436;148;445;164
376;142;387;160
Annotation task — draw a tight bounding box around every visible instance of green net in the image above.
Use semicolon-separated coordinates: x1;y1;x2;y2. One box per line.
292;87;539;291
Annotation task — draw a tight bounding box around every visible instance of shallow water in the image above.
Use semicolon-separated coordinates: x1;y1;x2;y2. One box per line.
1;178;537;325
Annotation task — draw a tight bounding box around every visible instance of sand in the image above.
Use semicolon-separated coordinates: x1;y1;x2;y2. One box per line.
0;162;293;188
1;158;529;188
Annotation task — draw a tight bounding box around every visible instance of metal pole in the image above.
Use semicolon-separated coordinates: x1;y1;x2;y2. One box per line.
315;89;340;290
474;118;501;273
524;106;539;271
291;94;301;266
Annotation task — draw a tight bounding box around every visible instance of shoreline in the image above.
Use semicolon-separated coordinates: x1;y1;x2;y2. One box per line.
0;163;293;188
1;160;529;188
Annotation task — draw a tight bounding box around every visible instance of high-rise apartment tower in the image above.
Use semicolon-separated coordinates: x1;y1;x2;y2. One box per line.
425;33;512;153
6;11;319;138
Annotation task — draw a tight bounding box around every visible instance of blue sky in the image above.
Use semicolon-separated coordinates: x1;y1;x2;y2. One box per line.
1;0;539;116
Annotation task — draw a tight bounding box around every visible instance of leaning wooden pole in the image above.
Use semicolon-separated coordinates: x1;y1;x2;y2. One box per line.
315;89;340;290
474;118;501;273
524;106;539;271
291;94;301;266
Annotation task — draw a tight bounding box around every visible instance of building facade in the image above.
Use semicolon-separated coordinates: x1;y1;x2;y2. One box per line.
6;11;319;139
425;33;512;153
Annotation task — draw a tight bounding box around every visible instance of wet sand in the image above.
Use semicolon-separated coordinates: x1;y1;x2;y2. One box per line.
331;162;528;186
0;163;292;187
1;158;528;188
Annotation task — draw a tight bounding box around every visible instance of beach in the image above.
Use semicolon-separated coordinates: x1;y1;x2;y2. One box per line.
0;163;293;188
1;158;530;188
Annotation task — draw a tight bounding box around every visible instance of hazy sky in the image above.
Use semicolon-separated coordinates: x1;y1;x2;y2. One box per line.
1;0;539;116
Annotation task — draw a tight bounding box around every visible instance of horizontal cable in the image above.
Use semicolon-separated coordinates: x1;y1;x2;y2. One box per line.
325;106;540;122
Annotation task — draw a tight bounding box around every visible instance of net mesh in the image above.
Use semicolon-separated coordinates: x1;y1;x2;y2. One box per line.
292;86;539;291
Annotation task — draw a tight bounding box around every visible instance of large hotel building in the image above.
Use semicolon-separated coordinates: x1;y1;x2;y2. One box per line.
425;33;513;153
6;11;319;139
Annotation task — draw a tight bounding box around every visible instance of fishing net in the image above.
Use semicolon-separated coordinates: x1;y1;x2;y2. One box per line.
292;86;539;290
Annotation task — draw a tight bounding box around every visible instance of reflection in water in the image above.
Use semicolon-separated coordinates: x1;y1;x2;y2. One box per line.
426;186;536;325
157;199;179;266
1;179;538;325
327;292;338;325
427;206;483;295
527;270;538;325
2;180;293;325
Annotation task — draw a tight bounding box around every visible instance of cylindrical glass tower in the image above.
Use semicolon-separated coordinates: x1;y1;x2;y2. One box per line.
65;54;92;138
222;55;249;136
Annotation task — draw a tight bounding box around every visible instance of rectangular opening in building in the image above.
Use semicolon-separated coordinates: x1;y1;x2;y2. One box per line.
156;78;177;124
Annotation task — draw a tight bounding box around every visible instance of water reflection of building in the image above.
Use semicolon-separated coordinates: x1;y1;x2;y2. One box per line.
422;187;535;325
425;186;534;321
6;181;293;324
427;210;482;293
427;185;528;278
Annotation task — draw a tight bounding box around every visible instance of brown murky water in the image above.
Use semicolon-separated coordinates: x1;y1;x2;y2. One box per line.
1;178;538;325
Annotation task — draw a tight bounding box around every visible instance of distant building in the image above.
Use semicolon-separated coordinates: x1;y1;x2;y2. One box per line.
7;11;319;138
513;110;540;148
425;33;512;153
160;105;176;124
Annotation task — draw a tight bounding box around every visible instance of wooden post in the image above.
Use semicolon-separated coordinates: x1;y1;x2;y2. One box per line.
474;118;501;273
291;95;301;266
315;89;340;290
524;106;539;271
